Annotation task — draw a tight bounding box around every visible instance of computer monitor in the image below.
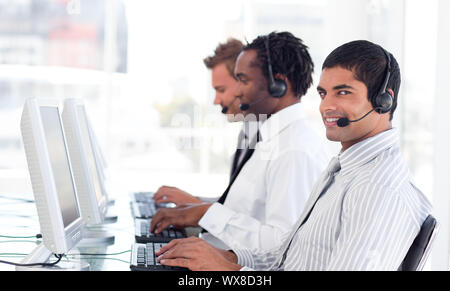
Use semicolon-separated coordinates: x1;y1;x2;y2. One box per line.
20;98;84;255
62;98;107;225
79;102;112;204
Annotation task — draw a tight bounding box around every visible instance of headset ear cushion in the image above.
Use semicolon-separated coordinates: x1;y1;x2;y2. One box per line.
375;92;393;114
269;78;287;98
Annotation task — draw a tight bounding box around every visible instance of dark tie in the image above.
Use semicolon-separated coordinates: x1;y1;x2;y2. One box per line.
201;132;260;233
230;130;247;180
277;157;341;269
217;131;260;205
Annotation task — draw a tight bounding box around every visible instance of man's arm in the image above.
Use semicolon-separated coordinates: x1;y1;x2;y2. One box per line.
156;233;292;271
150;203;212;234
155;237;242;271
199;150;325;250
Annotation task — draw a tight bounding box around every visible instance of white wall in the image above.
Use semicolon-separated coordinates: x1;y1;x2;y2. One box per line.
431;0;450;271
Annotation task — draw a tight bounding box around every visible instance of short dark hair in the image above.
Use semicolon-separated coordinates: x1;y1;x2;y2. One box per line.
203;38;243;77
243;31;314;99
322;40;401;121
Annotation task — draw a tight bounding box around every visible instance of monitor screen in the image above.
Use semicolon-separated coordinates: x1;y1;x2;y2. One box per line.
40;106;81;227
77;105;103;203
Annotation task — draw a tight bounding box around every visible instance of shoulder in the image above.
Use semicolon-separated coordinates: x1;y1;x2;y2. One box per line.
349;145;409;192
344;168;431;224
273;119;330;161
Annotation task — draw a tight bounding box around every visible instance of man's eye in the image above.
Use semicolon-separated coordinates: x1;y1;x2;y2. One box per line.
338;90;351;95
318;91;326;99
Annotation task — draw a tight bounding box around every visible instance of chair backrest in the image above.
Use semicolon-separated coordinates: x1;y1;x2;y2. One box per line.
398;215;438;271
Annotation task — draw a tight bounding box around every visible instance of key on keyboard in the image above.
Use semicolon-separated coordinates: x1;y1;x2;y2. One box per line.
130;242;188;271
135;219;187;243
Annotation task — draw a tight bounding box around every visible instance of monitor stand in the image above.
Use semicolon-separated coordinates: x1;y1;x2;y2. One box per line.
16;244;90;271
77;225;115;247
107;198;115;206
103;214;118;224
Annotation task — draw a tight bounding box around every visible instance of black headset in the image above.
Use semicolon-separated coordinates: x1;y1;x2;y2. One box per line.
264;36;287;98
373;48;394;114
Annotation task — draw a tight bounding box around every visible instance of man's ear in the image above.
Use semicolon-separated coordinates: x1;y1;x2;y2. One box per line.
274;73;287;82
274;73;290;91
387;88;395;99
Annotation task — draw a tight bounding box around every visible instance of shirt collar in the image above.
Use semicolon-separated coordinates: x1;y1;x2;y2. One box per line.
258;102;306;142
338;128;399;176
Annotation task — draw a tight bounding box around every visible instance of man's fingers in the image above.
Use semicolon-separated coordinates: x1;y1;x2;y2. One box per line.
153;186;172;200
154;220;173;234
156;237;200;257
155;238;182;256
159;258;191;270
149;212;163;232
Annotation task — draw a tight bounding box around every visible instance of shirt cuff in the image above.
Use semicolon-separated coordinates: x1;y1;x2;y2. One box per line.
239;267;256;271
198;202;235;235
198;197;219;204
233;249;255;269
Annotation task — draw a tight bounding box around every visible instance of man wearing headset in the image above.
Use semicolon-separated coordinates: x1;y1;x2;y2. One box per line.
155;40;432;271
151;38;250;207
150;31;329;251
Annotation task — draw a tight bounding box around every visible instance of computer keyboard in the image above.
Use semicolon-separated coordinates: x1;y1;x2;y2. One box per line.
131;191;155;204
135;219;186;243
130;192;176;218
130;242;188;271
131;202;158;218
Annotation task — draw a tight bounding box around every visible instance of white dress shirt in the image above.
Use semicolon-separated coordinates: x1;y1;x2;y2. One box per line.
199;103;329;250
198;121;258;204
235;128;433;271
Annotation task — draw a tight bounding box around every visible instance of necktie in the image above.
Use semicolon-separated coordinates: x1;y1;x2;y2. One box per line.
277;157;341;269
217;131;261;205
230;130;248;180
201;131;260;233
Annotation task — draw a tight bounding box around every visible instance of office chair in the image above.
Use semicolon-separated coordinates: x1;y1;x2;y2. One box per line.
398;215;438;271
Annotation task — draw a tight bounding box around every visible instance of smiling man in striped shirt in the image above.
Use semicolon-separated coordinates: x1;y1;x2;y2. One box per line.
155;40;433;271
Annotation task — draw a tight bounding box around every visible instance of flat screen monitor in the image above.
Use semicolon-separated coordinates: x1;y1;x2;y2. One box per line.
78;103;111;203
20;98;84;255
62;99;107;225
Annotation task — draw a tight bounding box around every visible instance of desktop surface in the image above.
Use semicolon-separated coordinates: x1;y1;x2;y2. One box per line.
0;192;135;271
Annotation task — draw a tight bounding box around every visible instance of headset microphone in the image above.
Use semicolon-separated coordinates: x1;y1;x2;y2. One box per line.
239;96;270;111
221;97;238;114
337;109;376;128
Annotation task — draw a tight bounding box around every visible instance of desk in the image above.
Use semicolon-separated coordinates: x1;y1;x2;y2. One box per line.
0;170;221;271
0;193;136;271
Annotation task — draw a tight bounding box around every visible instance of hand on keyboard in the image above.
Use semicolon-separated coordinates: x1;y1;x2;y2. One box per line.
155;237;242;271
150;203;212;234
153;186;202;205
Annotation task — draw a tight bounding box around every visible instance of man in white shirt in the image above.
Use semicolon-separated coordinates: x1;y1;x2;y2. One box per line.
150;31;329;251
155;40;433;271
151;38;246;206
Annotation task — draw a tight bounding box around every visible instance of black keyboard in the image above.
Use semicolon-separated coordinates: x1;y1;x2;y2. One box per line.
130;242;188;271
130;192;176;218
135;219;186;243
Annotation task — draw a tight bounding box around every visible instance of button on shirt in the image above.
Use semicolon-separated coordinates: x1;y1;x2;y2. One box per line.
199;103;329;250
235;128;433;271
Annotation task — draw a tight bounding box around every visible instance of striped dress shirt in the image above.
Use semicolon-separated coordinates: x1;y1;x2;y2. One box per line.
234;128;432;271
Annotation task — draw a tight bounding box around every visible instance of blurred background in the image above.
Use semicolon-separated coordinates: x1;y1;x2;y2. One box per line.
0;0;449;270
